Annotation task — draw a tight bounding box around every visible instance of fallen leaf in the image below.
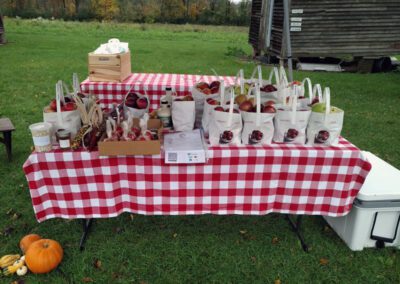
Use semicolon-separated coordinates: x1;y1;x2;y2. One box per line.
11;213;21;220
251;256;256;262
239;230;247;235
319;258;329;265
82;277;93;283
173;233;178;238
272;237;279;244
274;279;281;284
93;259;102;269
130;214;135;221
324;226;332;232
6;208;14;215
19;184;24;188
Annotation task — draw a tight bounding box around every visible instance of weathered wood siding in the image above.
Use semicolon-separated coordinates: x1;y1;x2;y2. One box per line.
251;0;400;57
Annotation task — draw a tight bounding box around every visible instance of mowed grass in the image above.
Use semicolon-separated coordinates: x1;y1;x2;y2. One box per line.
0;18;400;283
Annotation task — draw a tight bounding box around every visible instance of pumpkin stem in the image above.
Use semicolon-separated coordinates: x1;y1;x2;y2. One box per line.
43;242;49;248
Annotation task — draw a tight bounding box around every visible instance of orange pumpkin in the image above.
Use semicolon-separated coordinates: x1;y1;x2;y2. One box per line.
20;234;42;253
25;239;63;274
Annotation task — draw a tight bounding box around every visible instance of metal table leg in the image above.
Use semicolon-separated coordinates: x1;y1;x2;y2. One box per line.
79;218;93;251
286;215;309;252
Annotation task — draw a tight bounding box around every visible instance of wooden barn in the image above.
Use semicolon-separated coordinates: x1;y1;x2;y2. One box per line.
249;0;400;71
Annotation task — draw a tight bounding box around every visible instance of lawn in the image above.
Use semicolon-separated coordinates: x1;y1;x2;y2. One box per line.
0;18;400;283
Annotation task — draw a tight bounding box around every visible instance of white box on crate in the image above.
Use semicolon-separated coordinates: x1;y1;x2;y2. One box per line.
164;129;207;164
324;151;400;251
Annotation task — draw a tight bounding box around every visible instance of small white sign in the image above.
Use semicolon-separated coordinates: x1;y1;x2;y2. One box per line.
291;17;303;22
292;9;303;14
291;22;302;27
290;27;302;32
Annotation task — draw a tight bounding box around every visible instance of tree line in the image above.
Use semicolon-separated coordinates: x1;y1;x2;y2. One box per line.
0;0;252;26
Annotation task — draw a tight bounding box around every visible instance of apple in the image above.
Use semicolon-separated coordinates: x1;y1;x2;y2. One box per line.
209;81;220;89
115;126;124;137
232;109;239;114
202;88;212;95
62;102;76;112
310;97;319;106
264;100;275;106
50;99;58;111
136;97;148;109
239;100;253;112
261;84;277;92
214;106;224;112
131;126;141;137
262;105;276;113
211;86;219;94
234;94;247;105
183;95;194;101
196;82;209;90
312;103;343;114
127;132;137;140
207;99;219;105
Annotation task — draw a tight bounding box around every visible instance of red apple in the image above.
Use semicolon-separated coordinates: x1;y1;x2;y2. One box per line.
202;88;212;95
49;99;58;111
184;95;194;101
239;100;253;112
136;97;148;109
131;126;141;137
232;109;239;114
209;81;220;89
197;82;209;90
214;106;224;112
211;86;219;94
62;102;76;112
262;105;276;113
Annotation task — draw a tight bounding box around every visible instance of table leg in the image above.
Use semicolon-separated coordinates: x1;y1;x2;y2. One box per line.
3;131;12;162
79;218;93;251
286;215;309;252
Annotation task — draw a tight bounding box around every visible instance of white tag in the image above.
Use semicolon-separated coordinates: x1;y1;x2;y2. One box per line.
290;27;302;32
291;17;303;22
59;139;71;148
33;136;51;147
292;9;303;14
291;22;302;27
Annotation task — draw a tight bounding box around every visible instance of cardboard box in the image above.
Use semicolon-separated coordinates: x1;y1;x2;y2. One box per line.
88;51;131;82
98;119;162;156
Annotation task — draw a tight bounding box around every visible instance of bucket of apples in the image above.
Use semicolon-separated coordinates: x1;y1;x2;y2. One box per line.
123;89;150;118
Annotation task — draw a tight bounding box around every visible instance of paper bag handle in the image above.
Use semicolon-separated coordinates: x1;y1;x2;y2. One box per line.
227;88;235;127
301;78;312;99
255;83;261;127
219;80;225;105
72;73;80;95
268;67;280;84
311;84;323;104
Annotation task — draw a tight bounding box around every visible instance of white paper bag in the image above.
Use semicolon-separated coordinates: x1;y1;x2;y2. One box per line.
273;87;311;144
202;80;228;134
276;65;292;104
306;87;344;146
123;88;150;118
241;85;275;145
209;89;242;146
43;81;81;141
171;96;196;131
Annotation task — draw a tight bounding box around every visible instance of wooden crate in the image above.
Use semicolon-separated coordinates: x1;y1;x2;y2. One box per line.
88;51;131;82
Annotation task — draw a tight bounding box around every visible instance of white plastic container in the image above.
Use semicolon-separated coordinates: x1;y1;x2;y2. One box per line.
324;151;400;251
29;122;53;152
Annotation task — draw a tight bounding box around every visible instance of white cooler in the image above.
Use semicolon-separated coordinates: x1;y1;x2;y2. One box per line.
324;151;400;251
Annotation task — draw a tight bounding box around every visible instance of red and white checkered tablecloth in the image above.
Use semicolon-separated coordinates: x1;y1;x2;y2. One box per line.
80;73;237;111
23;139;371;222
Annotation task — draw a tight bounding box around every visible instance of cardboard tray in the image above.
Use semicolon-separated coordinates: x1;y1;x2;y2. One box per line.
98;119;162;156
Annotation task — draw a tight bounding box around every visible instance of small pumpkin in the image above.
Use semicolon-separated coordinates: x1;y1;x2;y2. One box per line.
20;234;42;253
25;239;63;274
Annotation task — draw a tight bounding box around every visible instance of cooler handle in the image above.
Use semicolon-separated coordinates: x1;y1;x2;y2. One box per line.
370;212;400;243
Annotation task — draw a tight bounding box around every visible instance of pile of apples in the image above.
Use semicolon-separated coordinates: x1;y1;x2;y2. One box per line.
195;81;220;95
214;106;240;113
260;84;277;93
125;92;149;109
238;98;276;113
105;123;158;142
44;98;76;113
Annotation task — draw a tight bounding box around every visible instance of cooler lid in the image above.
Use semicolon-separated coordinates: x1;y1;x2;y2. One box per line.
357;151;400;201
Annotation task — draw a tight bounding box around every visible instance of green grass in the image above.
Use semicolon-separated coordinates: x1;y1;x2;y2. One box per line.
1;18;400;283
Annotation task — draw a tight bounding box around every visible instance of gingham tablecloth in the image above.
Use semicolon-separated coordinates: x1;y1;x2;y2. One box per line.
80;73;237;111
23;139;371;222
